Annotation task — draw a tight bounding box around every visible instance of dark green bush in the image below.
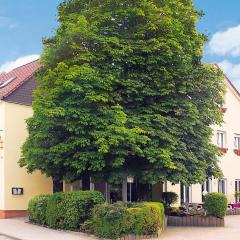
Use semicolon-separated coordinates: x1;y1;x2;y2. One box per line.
88;202;165;239
28;194;50;225
204;192;227;218
45;190;104;230
161;192;178;207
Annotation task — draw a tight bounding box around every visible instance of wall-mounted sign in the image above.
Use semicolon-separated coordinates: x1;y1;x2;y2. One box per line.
12;188;24;195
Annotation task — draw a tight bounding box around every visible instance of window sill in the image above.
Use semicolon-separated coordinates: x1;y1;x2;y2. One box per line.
234;149;240;156
220;107;227;113
218;147;228;153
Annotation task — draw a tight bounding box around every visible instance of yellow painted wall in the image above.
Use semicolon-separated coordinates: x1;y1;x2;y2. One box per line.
0;102;5;209
2;102;52;210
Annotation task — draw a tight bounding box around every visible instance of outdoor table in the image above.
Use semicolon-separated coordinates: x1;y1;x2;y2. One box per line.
228;203;240;208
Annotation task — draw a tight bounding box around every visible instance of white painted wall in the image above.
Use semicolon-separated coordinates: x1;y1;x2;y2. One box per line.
168;77;240;204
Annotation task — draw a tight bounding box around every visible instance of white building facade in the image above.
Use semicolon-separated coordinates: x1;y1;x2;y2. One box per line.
167;74;240;204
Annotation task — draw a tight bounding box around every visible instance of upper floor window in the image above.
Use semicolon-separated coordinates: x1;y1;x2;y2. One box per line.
234;135;240;150
217;131;225;148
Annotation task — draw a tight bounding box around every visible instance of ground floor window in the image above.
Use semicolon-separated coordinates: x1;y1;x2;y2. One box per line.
180;183;192;204
235;179;240;203
202;179;212;201
218;179;227;194
105;181;153;203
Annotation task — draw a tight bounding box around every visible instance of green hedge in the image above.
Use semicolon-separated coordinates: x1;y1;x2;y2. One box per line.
28;192;165;239
204;192;228;218
88;202;165;239
28;194;50;225
144;202;165;228
45;190;104;230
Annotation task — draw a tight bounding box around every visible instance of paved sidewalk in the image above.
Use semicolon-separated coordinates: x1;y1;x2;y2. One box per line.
0;218;96;240
1;216;240;240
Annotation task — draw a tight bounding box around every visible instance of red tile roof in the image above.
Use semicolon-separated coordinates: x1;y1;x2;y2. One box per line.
0;60;40;99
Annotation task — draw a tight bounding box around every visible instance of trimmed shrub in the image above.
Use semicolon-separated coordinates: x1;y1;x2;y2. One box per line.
161;192;178;207
87;203;132;239
45;190;104;230
144;202;165;228
128;202;164;235
28;194;50;225
204;192;228;218
88;202;165;239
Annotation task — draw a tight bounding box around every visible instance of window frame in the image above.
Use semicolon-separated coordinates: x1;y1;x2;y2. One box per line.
217;131;226;148
234;134;240;150
180;183;192;204
235;179;240;203
218;179;227;195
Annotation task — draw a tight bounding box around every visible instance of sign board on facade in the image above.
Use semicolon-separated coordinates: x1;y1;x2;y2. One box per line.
12;188;24;195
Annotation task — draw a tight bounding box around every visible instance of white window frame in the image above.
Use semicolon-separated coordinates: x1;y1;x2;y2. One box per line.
234;134;240;150
217;131;225;148
180;184;192;204
218;179;227;195
235;179;240;203
202;179;212;193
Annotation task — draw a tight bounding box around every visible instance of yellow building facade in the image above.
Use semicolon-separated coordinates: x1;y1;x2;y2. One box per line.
0;61;52;218
0;60;240;217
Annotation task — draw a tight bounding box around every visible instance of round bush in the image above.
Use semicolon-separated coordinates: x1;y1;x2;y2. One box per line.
45;190;104;230
88;203;132;239
161;192;178;207
204;192;227;218
28;194;50;225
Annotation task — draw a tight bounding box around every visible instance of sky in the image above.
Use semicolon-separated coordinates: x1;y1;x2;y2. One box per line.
0;0;240;90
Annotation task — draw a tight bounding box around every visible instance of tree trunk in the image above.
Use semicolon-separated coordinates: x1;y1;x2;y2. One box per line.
53;178;63;193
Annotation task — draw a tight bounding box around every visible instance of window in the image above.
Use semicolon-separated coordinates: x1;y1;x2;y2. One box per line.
202;179;212;202
218;179;227;195
180;183;192;204
202;179;212;193
235;180;240;203
234;135;240;150
217;131;225;148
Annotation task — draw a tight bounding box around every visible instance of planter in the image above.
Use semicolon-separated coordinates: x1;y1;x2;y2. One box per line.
218;147;228;154
167;215;224;227
226;208;240;215
118;233;160;240
234;149;240;156
220;107;227;113
118;219;167;240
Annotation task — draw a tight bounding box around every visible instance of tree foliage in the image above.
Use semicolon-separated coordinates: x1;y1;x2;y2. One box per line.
20;0;225;185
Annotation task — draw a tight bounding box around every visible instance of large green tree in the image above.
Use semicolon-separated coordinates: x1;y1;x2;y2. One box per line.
20;0;225;191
